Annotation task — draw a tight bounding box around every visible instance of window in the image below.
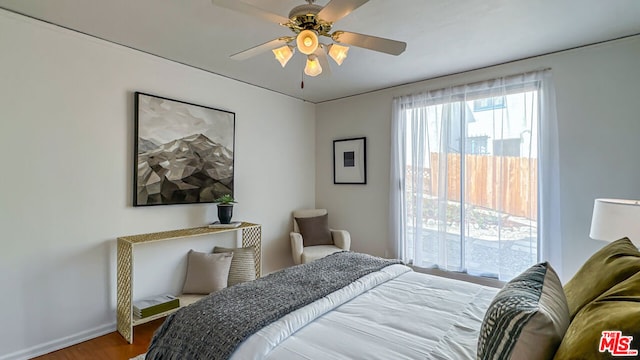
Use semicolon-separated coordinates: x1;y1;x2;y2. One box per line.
473;96;506;111
466;135;489;155
391;71;559;281
493;138;521;157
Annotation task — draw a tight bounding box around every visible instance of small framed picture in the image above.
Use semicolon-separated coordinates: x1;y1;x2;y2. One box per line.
333;137;366;184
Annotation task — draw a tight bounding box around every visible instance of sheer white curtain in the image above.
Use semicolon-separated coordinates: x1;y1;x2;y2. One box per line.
389;70;561;280
536;71;562;276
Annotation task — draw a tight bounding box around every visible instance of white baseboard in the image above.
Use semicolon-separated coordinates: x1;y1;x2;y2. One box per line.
0;322;116;360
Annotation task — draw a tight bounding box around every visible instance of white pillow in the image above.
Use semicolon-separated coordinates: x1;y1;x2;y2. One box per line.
213;246;256;286
182;250;233;294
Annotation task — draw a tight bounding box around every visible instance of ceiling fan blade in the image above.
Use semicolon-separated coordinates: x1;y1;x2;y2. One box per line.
332;31;407;55
314;46;332;77
230;38;292;61
212;0;290;25
318;0;369;23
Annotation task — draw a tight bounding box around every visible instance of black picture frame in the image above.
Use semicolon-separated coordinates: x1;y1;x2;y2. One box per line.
333;137;367;184
133;92;235;206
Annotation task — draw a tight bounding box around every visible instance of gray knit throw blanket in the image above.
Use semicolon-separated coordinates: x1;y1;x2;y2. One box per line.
146;251;402;360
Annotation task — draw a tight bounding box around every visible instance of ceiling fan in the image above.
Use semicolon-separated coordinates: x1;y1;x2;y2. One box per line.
212;0;407;77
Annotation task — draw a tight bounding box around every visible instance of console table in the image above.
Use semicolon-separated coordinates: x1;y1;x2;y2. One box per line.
116;222;261;343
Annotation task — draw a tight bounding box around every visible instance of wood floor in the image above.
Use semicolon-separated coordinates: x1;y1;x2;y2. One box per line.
31;318;164;360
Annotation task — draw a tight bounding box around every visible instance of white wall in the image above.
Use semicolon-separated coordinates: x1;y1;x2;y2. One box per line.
316;35;640;283
2;6;639;358
0;10;315;359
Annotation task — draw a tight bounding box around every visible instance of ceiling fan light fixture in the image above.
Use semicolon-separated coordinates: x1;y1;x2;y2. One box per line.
304;55;322;77
272;45;295;67
328;43;349;65
296;29;319;55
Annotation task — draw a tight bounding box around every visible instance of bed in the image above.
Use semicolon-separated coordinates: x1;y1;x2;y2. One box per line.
144;238;640;360
233;265;497;360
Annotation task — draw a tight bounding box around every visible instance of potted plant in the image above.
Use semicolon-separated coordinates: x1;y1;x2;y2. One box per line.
214;194;236;224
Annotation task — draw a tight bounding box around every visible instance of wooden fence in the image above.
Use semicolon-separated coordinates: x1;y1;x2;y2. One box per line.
406;153;537;220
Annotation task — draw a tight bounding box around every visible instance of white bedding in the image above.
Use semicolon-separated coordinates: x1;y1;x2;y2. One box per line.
231;264;499;359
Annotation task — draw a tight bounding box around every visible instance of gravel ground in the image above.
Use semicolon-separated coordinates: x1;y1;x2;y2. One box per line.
411;227;537;281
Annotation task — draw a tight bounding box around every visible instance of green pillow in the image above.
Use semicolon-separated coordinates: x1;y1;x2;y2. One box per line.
554;271;640;359
564;237;640;319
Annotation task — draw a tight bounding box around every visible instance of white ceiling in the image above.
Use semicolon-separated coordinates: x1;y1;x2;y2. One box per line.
2;0;639;103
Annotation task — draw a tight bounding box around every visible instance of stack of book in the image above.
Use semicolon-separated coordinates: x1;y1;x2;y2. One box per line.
133;294;180;319
208;221;242;229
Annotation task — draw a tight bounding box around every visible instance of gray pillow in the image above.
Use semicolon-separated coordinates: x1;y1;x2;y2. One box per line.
213;246;256;286
182;250;233;294
477;262;569;360
295;214;333;247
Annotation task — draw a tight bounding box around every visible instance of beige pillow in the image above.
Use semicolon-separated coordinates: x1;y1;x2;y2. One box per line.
563;237;640;319
295;214;333;247
477;262;569;360
554;271;640;359
213;246;256;286
182;250;233;294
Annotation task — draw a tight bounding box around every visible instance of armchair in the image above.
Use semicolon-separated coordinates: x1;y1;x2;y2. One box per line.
290;209;351;265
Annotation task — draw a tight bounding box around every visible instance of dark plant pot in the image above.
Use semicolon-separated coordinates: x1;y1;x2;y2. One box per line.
217;204;233;224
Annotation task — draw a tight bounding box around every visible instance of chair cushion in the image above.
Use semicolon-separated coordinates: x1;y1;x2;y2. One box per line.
301;245;344;263
563;237;640;319
182;250;233;294
213;246;257;286
295;214;333;247
477;262;569;360
554;271;640;359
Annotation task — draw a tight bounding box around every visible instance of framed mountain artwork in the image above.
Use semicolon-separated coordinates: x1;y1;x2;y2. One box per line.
133;92;235;206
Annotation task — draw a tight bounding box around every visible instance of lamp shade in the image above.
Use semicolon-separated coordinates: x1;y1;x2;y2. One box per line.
272;45;294;67
304;55;322;77
328;44;349;65
590;198;640;245
296;30;319;55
